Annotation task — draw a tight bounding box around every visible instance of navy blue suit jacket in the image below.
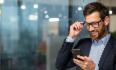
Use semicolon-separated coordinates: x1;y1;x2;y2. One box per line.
56;35;116;70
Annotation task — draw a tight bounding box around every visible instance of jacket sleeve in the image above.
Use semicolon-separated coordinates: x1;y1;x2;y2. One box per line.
55;41;76;70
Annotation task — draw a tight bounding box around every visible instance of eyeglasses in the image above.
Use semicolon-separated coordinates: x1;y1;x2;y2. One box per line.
86;19;102;28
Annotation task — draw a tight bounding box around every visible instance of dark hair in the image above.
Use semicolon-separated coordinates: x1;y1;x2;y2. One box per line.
83;2;109;20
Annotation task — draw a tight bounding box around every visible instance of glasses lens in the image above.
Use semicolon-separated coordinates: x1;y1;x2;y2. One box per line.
86;20;101;28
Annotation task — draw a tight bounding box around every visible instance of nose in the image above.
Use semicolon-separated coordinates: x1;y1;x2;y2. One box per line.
88;25;94;31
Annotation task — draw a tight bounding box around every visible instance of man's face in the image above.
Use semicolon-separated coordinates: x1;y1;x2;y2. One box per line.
85;11;109;40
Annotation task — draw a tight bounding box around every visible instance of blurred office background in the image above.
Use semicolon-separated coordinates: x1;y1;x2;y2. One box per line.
0;0;116;70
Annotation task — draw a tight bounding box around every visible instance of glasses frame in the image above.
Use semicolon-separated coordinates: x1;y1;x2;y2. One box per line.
85;19;102;28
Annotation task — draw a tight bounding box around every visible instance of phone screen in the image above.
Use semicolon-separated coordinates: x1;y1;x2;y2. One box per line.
71;49;83;59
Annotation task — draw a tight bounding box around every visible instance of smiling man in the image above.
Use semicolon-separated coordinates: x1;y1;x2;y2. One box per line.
56;2;116;70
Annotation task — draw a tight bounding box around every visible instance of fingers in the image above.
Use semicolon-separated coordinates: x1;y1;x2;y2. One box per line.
73;58;88;70
77;55;85;61
73;58;84;65
73;55;86;67
71;21;84;31
77;55;92;62
83;56;93;63
73;56;96;70
68;21;84;38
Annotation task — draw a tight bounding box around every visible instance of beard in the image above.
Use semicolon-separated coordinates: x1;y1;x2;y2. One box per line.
88;23;108;40
89;31;99;40
89;28;107;40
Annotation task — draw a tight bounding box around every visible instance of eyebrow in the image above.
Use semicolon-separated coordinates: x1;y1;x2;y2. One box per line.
85;19;101;24
85;18;101;23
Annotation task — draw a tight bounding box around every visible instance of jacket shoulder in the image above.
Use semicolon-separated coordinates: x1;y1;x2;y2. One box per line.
78;38;92;44
73;38;92;49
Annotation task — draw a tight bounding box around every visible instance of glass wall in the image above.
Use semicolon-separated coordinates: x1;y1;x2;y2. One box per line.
0;0;96;70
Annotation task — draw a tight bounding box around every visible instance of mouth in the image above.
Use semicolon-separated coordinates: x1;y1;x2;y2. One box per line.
91;32;97;35
90;31;98;36
89;31;98;40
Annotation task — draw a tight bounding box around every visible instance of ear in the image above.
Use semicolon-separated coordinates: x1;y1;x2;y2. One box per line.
104;16;110;26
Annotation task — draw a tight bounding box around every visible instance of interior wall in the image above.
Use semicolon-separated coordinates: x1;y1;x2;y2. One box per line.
110;15;116;32
97;0;116;32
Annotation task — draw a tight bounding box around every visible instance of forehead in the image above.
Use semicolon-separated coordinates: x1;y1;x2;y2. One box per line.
85;11;100;23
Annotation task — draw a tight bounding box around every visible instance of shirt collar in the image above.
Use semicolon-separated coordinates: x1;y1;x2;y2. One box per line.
93;34;111;45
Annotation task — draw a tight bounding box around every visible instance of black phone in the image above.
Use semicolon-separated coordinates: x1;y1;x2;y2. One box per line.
71;49;83;59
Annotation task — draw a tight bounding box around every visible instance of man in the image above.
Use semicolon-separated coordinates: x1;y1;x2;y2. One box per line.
55;2;116;70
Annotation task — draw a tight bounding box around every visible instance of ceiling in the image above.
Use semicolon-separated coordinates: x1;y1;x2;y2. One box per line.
2;0;116;7
97;0;116;7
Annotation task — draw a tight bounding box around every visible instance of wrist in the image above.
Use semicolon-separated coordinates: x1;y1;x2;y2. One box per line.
68;34;76;38
66;36;76;42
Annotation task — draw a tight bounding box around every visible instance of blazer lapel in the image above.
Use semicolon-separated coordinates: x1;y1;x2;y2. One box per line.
85;39;92;56
81;38;92;56
98;36;114;69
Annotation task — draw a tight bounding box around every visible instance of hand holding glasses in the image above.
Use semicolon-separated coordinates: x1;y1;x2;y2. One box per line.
68;19;102;38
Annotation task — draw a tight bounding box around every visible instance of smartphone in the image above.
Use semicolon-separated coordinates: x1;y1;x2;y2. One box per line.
71;49;83;59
